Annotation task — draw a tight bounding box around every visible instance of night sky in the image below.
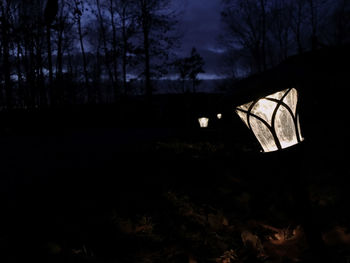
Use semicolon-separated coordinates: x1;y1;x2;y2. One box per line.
179;0;222;52
176;0;224;78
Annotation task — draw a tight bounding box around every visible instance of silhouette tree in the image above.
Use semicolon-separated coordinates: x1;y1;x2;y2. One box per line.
0;1;13;108
116;0;138;96
14;1;45;107
107;0;119;101
289;0;308;54
220;0;343;77
175;47;205;93
44;0;58;103
93;0;115;98
54;0;74;104
135;0;178;101
72;0;90;102
307;0;331;50
188;48;205;93
331;0;350;45
270;0;293;62
175;57;191;93
221;0;270;73
44;0;59;25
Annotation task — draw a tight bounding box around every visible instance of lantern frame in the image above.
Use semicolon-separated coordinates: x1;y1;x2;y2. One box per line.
235;87;303;152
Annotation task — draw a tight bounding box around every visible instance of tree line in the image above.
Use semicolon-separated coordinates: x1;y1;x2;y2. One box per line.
220;0;350;77
0;0;191;109
2;0;349;110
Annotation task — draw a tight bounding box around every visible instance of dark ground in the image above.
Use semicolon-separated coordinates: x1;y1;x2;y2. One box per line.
0;109;349;263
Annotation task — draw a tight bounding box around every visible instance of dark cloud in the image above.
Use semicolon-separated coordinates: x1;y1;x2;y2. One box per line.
175;0;224;76
181;0;222;47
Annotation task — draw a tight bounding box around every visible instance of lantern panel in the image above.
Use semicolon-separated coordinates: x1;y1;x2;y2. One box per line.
266;89;286;100
237;101;254;112
251;99;278;125
274;104;299;149
236;110;249;128
250;116;279;152
297;114;303;140
283;88;298;115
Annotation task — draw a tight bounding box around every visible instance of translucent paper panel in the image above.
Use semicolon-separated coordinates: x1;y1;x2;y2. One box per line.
251;99;278;125
266;89;286;100
283;88;298;115
237;101;254;112
236;110;249;128
250;117;278;152
297;114;303;141
198;117;209;128
274;105;298;149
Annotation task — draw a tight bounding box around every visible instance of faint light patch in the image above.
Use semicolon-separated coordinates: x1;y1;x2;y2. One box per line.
126;74;137;82
197;73;227;80
207;47;226;54
161;73;226;80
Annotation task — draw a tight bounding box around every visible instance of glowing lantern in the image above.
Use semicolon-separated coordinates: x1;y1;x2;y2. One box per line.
217;113;222;119
235;88;303;153
198;117;209;128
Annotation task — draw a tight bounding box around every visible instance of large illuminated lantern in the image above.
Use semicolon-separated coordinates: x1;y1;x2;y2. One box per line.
235;88;303;153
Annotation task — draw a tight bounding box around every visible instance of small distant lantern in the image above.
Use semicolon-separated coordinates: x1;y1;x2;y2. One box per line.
217;113;222;119
235;88;303;153
198;117;209;128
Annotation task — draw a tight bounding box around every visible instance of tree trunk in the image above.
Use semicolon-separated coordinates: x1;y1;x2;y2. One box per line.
121;5;129;96
16;41;24;107
94;42;102;103
56;1;65;84
309;0;318;50
144;29;152;102
25;40;36;107
47;24;54;105
96;0;114;98
1;8;12;109
56;25;63;103
140;1;152;103
109;0;119;102
122;22;128;96
37;44;47;107
3;37;12;109
0;42;3;105
294;1;304;54
260;0;267;71
77;16;89;103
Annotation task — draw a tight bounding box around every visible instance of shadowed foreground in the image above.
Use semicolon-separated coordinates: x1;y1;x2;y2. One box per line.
0;123;349;263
